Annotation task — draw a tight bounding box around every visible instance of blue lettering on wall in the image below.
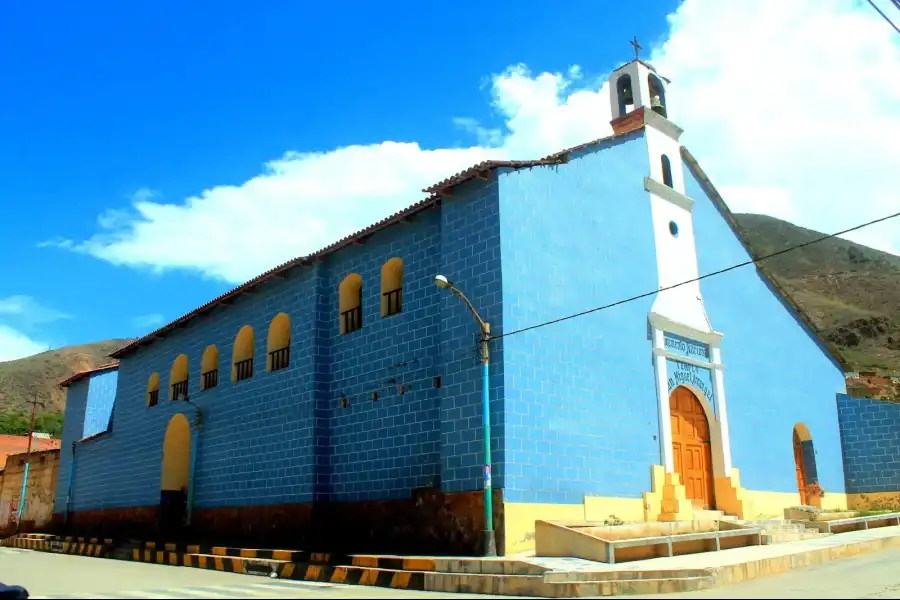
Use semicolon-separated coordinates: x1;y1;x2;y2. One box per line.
82;370;119;439
666;358;715;414
663;332;710;362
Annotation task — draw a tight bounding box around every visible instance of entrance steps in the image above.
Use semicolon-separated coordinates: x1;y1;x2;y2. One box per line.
692;509;738;523
738;519;830;543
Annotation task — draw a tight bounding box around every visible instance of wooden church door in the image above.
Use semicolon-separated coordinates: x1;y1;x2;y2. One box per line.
793;430;808;505
670;386;715;509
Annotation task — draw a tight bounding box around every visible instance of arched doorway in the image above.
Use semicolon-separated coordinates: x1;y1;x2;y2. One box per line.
670;386;715;509
793;423;818;506
160;414;191;531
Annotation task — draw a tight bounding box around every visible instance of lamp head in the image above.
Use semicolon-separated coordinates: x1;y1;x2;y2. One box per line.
434;274;452;289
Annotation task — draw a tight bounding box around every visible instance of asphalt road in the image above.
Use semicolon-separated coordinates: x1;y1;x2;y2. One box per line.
0;548;467;599
3;545;900;598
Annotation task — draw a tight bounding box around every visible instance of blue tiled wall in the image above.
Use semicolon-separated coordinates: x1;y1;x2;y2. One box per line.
58;184;506;514
684;161;847;494
54;379;87;514
438;179;505;493
837;394;900;494
498;133;661;504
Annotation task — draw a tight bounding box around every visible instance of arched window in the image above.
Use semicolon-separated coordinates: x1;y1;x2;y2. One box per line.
648;73;668;118
616;74;634;117
147;372;160;407
200;345;219;390
381;258;403;317
339;273;363;335
661;155;673;188
267;312;291;372
232;325;255;382
169;353;189;401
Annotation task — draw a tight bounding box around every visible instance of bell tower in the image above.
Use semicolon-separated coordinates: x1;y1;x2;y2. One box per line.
609;36;671;122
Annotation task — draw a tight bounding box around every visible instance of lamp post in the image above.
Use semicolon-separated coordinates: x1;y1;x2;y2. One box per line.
177;396;202;528
434;274;496;557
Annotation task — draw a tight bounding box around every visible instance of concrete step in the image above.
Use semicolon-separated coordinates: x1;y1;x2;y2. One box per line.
693;509;726;521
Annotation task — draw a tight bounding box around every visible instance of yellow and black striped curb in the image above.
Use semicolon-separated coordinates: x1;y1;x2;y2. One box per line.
126;548;426;589
7;537;112;557
350;556;437;571
137;543;339;564
281;563;427;590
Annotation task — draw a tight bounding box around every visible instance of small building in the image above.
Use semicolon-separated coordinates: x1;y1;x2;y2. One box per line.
0;448;61;535
54;54;855;555
0;434;60;471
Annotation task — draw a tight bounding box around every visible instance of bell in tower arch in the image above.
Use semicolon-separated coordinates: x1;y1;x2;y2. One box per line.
647;72;668;119
621;82;634;106
651;95;667;118
616;74;635;115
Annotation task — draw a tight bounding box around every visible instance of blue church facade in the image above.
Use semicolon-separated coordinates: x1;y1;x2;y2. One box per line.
54;57;853;555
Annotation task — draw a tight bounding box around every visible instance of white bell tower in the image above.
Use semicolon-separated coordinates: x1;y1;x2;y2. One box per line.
609;37;671;122
609;40;735;491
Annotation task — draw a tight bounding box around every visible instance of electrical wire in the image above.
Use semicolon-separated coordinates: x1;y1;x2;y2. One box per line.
865;0;900;34
491;209;900;341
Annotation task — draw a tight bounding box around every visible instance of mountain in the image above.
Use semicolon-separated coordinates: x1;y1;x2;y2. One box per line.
0;339;133;433
733;213;900;373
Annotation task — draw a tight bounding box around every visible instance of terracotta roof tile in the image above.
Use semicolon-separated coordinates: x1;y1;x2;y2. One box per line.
0;435;61;468
59;362;120;388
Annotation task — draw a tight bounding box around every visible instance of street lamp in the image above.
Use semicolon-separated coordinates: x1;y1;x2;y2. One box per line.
434;274;496;557
179;399;203;528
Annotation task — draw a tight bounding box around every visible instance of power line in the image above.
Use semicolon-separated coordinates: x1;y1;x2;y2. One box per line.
492;209;900;341
865;0;900;34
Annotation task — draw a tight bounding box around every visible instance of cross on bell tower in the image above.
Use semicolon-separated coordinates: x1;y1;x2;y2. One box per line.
629;36;642;60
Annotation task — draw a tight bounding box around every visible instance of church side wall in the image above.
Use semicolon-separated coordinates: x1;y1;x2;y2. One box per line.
497;132;660;552
837;394;900;511
52;189;505;554
684;163;848;517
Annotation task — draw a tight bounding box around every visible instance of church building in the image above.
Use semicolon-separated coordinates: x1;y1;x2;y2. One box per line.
53;53;850;556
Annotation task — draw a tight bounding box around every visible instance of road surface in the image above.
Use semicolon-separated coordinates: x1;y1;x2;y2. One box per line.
0;547;463;599
3;545;900;598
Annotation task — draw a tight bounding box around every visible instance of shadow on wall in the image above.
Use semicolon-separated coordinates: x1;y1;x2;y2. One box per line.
52;488;504;555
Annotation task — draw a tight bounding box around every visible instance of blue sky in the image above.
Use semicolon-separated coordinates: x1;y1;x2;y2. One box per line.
0;0;897;359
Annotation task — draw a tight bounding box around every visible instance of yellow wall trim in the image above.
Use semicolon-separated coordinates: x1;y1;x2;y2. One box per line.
847;491;900;511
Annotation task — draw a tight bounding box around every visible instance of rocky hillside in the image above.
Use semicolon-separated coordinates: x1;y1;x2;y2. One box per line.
0;339;132;420
733;213;900;373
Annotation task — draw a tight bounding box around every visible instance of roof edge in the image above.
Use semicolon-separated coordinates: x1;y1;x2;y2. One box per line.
680;147;850;372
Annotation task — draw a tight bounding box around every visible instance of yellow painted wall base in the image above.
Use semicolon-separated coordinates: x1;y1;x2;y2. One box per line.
584;496;645;523
738;488;849;519
503;502;584;555
643;465;694;522
503;496;645;556
847;491;900;511
714;467;747;519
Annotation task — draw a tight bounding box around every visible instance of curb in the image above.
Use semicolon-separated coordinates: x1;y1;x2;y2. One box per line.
7;537;112;557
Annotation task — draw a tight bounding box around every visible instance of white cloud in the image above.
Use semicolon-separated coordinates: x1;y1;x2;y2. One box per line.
131;313;165;330
0;325;51;362
50;0;900;283
0;295;70;326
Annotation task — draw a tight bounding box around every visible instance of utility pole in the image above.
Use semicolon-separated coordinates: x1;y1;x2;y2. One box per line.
16;392;45;533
